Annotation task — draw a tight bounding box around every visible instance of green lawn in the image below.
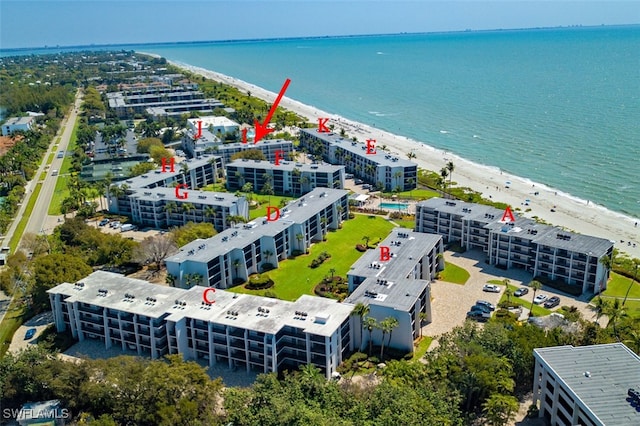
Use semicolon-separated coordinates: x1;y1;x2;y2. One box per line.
438;261;470;285
248;195;296;220
46;152;55;166
411;336;433;361
0;298;27;357
229;215;395;301
48;175;69;215
597;272;640;318
394;219;415;229
9;182;43;253
500;284;552;317
382;188;439;200
602;272;640;299
201;182;228;192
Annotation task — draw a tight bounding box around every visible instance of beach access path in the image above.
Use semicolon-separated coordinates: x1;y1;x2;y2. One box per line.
172;61;640;260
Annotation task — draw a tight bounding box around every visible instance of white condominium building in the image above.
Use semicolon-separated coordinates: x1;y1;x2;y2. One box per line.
415;198;614;295
48;271;353;379
344;228;444;354
533;344;640;426
165;188;350;289
299;128;417;192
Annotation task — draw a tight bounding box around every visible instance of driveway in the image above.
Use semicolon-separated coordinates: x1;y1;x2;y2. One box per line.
422;248;599;340
9;311;54;354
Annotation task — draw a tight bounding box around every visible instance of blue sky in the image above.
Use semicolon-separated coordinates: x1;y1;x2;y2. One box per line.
1;1;639;49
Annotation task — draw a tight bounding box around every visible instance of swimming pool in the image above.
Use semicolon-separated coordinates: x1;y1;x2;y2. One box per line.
379;202;409;210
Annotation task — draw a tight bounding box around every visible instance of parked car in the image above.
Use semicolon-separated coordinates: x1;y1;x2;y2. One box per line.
543;296;561;309
466;310;491;322
354;179;364;185
471;304;492;314
98;218;110;227
475;300;496;311
24;328;37;340
514;287;529;297
120;224;137;232
110;221;121;229
533;294;549;304
483;284;501;293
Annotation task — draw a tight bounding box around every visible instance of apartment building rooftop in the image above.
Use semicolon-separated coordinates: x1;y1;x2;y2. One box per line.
129;187;240;207
418;197;502;222
348;228;443;280
49;271;352;337
300;128;415;168
534;343;640;426
345;277;430;312
228;159;345;174
120;155;220;189
187;116;239;129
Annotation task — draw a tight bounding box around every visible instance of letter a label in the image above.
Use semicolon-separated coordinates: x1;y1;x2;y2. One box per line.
501;206;515;222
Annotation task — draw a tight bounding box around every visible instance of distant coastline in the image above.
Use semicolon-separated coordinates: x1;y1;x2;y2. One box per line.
1;23;638;55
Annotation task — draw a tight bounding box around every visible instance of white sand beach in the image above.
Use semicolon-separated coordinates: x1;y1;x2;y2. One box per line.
172;61;640;259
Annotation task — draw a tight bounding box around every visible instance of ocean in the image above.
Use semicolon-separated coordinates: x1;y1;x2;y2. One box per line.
3;26;640;217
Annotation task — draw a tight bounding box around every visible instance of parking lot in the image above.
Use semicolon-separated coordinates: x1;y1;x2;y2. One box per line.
87;216;164;242
422;248;600;339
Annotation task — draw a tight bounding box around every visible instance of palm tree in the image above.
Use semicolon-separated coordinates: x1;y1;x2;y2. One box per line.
328;268;336;281
605;298;626;339
505;287;513;304
351;303;370;351
320;216;328;238
235;170;245;188
379;317;399;359
262;249;273;265
528;280;542;317
393;171;403;191
232;259;242;279
295;233;304;252
407;151;417;160
364;316;378;356
204;206;216;224
181;202;194;223
336;205;344;221
446;160;455;192
407;178;415;199
300;175;310;194
622;259;640;306
598;254;613;294
180;161;189;176
440;167;449;198
242;182;253;203
419;312;428;338
591;296;610;325
365;164;375;178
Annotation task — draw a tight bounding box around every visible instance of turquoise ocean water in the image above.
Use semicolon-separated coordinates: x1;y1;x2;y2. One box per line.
4;26;639;216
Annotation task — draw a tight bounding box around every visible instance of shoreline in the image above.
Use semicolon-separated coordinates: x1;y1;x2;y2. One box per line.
161;58;640;259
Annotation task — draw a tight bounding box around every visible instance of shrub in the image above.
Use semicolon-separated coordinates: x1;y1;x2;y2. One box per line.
498;300;521;309
260;262;275;272
246;274;274;290
494;308;518;322
355;244;368;252
348;212;355;219
263;291;277;298
309;251;331;268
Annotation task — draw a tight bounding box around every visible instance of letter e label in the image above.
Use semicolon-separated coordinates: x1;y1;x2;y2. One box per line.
366;139;377;155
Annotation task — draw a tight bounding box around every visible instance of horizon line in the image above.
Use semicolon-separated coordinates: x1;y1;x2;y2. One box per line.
1;23;638;53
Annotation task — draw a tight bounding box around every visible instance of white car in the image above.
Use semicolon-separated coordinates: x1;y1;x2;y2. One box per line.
482;284;501;293
533;294;549;304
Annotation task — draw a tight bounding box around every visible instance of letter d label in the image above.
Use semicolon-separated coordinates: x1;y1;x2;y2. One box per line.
266;206;280;221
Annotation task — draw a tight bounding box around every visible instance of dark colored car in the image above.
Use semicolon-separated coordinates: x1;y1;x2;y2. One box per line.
24;328;36;340
475;300;496;311
514;287;529;297
544;296;560;309
471;304;492;314
466;311;491;322
354;179;364;185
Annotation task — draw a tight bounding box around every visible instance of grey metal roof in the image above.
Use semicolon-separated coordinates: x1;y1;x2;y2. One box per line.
417;197;503;223
227;159;345;174
534;344;640;426
300;128;416;168
344;228;440;310
49;271;352;337
130;187;241;207
120;155;220;189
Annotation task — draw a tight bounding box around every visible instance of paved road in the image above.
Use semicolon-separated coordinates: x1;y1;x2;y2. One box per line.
24;91;83;238
0;90;82;325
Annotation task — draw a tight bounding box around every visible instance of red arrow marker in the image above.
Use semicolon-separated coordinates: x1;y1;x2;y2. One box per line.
194;120;202;140
254;78;291;143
